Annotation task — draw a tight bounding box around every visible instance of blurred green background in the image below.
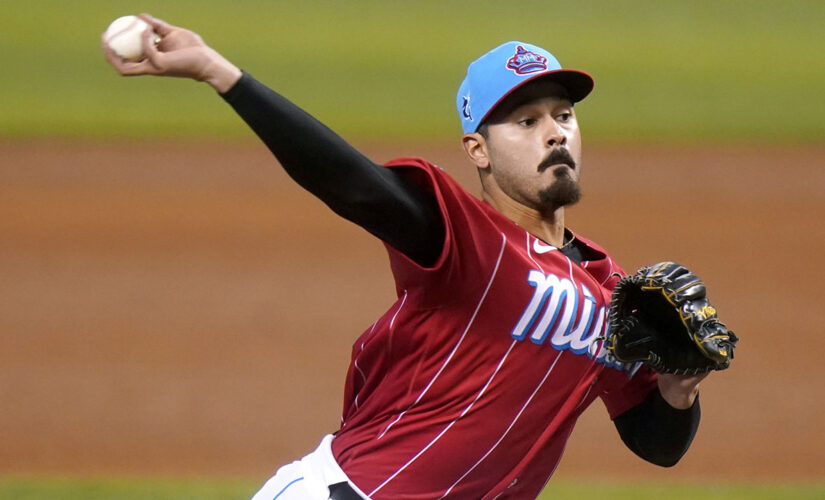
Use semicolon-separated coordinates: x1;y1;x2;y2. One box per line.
1;0;823;143
2;477;824;500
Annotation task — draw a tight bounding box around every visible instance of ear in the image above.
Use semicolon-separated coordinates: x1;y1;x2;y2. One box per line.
461;133;490;170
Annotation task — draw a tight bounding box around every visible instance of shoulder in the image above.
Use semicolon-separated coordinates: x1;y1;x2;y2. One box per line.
383;157;466;192
383;157;491;220
380;158;514;293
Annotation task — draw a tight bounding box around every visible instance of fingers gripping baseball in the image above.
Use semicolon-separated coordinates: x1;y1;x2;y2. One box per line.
101;14;207;77
101;13;241;91
606;262;739;375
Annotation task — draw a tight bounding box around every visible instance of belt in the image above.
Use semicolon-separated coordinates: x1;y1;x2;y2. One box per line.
329;481;363;500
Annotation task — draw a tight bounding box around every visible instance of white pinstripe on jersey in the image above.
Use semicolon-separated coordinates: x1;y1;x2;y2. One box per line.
369;233;508;495
437;349;565;498
375;233;508;441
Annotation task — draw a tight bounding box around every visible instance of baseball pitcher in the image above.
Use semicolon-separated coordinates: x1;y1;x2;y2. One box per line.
102;14;737;500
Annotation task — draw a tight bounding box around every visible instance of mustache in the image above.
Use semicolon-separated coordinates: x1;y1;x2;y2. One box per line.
537;148;576;173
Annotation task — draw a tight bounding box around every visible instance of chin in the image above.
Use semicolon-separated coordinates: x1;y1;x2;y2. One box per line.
539;177;582;209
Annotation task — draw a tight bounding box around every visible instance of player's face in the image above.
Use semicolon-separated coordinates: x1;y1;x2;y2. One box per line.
474;81;583;214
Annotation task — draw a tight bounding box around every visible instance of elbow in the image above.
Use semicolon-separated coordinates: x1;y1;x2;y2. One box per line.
638;441;690;467
626;435;691;468
647;452;685;468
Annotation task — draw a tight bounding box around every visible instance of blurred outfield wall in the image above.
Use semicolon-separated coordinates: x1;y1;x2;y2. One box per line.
0;0;823;143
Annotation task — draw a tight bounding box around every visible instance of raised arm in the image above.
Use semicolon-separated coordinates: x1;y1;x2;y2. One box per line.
102;14;444;267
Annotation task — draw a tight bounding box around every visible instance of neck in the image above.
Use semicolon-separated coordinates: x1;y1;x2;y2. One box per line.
482;190;567;247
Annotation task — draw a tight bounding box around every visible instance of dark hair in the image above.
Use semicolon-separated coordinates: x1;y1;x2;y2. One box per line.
477;122;490;139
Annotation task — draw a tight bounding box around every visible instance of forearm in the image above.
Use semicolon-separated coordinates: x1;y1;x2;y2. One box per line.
220;73;381;202
220;73;444;266
613;388;701;467
657;372;705;409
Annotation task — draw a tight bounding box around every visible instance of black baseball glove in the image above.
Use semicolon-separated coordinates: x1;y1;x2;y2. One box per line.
606;262;738;375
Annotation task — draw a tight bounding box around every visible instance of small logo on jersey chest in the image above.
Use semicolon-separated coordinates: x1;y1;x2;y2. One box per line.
532;239;555;254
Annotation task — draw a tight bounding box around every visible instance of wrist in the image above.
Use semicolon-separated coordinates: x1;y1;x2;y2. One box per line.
200;49;242;93
657;373;706;409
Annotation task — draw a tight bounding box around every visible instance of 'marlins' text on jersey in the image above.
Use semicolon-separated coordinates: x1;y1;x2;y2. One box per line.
511;269;635;374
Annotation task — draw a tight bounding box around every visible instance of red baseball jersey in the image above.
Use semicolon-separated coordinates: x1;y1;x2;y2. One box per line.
331;158;657;499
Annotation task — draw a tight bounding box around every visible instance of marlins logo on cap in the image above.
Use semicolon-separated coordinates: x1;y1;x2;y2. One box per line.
456;41;594;134
506;45;548;75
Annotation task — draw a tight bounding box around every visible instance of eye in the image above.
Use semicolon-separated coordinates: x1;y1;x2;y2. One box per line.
518;117;537;127
557;112;573;123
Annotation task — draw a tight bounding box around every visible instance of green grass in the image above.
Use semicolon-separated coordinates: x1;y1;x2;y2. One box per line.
1;477;824;500
0;477;258;500
544;481;825;500
1;0;824;142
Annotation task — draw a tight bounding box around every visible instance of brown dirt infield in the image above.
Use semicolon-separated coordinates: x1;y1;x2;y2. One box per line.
1;140;823;483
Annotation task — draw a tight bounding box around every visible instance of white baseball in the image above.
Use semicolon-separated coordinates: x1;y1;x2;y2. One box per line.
103;15;160;61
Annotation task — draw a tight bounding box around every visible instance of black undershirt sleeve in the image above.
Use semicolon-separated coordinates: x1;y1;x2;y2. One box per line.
220;72;444;267
613;388;701;467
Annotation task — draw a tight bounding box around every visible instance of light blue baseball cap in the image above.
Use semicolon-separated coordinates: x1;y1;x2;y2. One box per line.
457;41;594;134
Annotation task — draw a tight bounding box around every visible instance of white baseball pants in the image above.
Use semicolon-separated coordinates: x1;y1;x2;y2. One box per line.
249;434;371;500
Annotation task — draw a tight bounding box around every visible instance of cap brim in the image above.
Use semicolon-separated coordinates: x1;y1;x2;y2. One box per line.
479;69;594;127
540;69;594;103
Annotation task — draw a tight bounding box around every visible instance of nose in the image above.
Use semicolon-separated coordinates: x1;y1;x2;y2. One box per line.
544;120;566;147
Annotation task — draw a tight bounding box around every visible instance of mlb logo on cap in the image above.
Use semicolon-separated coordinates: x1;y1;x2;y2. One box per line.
456;41;594;134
